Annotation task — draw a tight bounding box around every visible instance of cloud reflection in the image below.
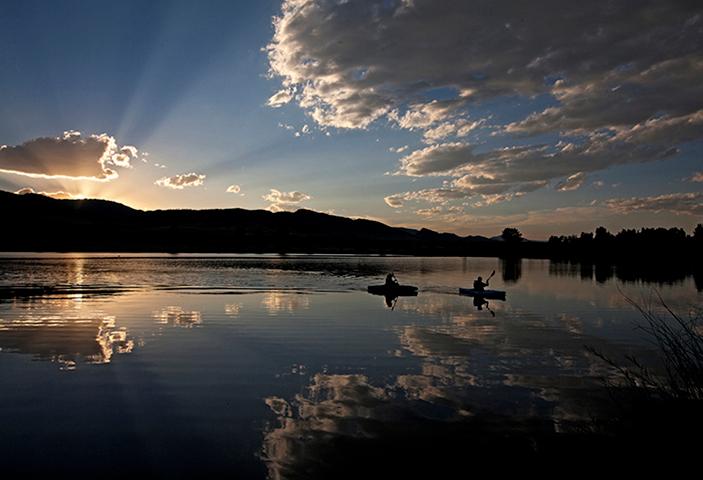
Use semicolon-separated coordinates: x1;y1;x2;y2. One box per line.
261;369;595;479
224;303;242;317
0;314;133;370
261;298;650;477
261;292;310;315
153;306;202;328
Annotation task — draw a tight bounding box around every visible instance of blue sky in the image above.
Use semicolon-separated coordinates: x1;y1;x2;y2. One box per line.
1;0;701;238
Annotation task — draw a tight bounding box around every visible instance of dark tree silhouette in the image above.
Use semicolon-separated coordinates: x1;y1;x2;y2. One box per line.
595;226;614;242
501;227;523;243
694;224;703;242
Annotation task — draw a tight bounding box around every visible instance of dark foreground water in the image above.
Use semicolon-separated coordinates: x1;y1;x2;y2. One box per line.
0;254;701;477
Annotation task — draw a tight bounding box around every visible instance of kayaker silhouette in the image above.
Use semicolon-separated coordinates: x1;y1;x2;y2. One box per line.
385;272;399;287
473;270;495;291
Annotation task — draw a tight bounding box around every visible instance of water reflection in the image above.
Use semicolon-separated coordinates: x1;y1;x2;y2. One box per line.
396;319;617;416
262;374;398;480
500;257;522;284
1;254;700;294
262;368;614;478
471;296;495;315
0;255;699;476
69;256;85;286
0;313;133;369
261;292;311;314
396;293;507;320
153;306;203;328
261;296;653;477
549;258;702;288
376;293;414;310
224;303;242;317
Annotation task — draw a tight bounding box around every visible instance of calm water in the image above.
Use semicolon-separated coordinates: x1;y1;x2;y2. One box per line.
0;254;700;476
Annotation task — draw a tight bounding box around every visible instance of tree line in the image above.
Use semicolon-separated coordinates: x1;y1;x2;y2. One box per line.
544;224;703;260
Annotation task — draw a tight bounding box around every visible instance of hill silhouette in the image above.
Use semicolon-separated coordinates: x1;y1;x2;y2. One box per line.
0;190;495;254
1;190;701;267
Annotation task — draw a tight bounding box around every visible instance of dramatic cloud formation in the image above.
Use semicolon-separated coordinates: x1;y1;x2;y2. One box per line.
155;172;206;189
263;188;311;212
0;131;139;181
388;111;702;209
15;187;74;199
268;1;701;130
605;192;703;216
267;0;703;216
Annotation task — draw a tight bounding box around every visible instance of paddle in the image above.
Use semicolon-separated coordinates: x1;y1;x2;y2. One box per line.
486;270;495;286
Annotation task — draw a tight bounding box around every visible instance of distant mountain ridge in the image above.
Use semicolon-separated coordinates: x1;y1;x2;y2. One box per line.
2;191;701;270
0;190;500;254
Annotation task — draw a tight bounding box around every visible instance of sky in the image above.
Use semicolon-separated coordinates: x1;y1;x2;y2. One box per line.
0;0;701;239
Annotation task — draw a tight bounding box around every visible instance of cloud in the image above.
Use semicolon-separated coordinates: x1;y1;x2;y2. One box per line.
267;1;703;215
263;189;310;204
263;188;311;211
15;187;74;199
384;195;404;208
391;99;468;130
226;184;241;194
688;172;703;182
267;1;702;132
399;142;478;176
508;57;703;136
415;206;443;217
294;124;311;137
392;111;698;207
403;205;611;238
389;145;409;154
422;119;484;144
605;192;703;216
386;183;542;212
556;172;586;192
267;87;296;107
266;204;285;213
0;131;139;181
155;172;206;189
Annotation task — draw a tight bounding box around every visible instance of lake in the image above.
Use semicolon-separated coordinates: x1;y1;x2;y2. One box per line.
0;254;701;477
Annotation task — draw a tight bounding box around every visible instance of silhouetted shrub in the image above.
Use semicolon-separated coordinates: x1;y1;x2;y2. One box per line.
588;294;703;401
586;293;703;453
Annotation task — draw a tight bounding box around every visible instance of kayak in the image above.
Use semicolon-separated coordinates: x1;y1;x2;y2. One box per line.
368;284;418;296
459;288;506;300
